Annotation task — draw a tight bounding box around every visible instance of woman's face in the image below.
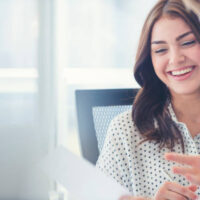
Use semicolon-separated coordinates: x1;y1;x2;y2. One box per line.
151;16;200;97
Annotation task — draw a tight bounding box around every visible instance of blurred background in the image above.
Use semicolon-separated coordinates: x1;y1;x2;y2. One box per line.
0;0;155;199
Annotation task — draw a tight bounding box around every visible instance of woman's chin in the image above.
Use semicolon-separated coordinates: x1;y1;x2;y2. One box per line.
170;86;200;97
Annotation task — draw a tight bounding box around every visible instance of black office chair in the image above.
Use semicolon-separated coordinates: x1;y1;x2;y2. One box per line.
75;88;139;165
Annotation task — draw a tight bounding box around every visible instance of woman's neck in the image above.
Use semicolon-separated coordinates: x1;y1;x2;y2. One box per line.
171;92;200;137
171;92;200;124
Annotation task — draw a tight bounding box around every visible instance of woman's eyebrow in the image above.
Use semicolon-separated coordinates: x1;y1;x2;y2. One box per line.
151;40;166;45
151;31;193;45
176;31;193;41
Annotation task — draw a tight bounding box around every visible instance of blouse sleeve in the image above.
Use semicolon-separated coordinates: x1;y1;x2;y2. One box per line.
96;112;133;192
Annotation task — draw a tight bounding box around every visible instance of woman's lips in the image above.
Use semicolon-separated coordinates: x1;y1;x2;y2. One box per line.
167;66;196;81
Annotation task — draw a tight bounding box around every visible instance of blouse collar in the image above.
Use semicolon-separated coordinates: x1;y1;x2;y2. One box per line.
167;102;179;124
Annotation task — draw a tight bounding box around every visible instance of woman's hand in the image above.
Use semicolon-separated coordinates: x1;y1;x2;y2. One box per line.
165;153;200;185
154;181;198;200
119;182;198;200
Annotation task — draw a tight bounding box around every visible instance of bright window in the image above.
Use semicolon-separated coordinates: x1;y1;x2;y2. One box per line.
0;0;156;199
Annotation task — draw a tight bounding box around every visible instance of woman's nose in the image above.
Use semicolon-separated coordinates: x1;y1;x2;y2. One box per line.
169;49;186;66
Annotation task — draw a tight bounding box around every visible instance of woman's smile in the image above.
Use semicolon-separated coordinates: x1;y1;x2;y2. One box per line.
167;65;196;81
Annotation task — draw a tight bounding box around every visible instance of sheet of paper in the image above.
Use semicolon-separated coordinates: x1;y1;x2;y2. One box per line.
41;146;130;200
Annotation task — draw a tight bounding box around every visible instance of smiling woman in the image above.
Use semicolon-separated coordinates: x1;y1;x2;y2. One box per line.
151;17;200;96
96;0;200;199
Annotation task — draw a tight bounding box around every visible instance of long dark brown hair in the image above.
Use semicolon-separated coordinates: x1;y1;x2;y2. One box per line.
132;0;200;151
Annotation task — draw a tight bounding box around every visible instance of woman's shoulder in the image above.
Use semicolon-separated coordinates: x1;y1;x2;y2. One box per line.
109;109;136;127
96;109;139;192
110;109;132;125
106;109;141;141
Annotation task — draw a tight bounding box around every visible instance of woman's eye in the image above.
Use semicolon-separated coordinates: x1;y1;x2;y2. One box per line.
154;48;167;54
182;40;196;46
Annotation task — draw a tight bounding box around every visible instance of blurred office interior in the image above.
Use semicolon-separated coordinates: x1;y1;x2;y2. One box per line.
0;0;155;199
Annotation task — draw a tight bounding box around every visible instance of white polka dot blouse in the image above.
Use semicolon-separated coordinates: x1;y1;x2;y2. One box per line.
96;103;200;198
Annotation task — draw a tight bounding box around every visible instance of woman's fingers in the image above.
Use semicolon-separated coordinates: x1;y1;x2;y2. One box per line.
119;182;198;200
165;153;200;185
186;174;200;185
172;166;195;175
165;153;200;168
155;181;198;200
188;184;198;192
166;190;191;200
174;167;200;185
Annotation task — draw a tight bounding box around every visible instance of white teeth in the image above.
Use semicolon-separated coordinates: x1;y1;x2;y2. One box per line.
171;67;193;76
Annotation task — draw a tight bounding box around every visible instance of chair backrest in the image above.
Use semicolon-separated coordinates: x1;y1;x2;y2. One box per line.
75;88;139;165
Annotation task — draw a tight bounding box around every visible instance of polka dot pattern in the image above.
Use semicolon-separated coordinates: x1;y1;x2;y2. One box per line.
96;103;200;198
92;105;132;152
